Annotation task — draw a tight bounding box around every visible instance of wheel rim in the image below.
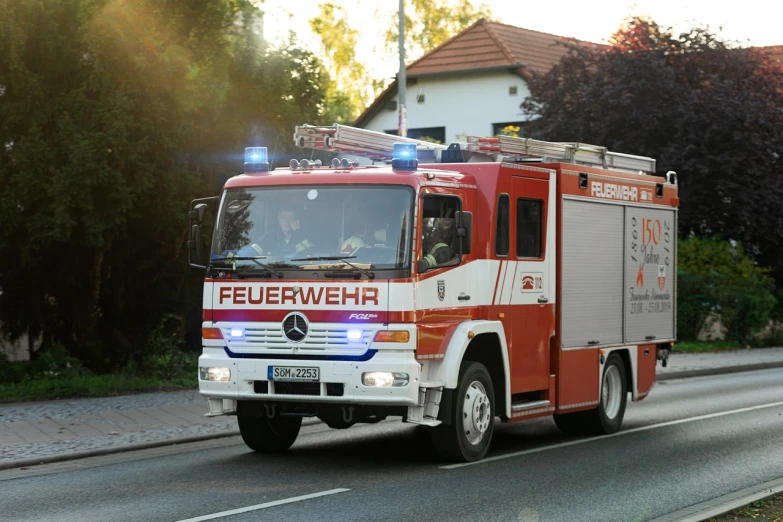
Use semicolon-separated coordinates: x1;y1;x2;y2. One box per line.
602;365;622;419
463;381;491;445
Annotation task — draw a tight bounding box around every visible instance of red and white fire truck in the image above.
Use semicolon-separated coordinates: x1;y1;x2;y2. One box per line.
189;124;678;462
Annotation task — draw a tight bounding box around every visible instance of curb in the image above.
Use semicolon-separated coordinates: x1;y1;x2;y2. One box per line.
0;417;324;472
648;475;783;522
657;361;783;381
0;430;240;472
2;363;782;472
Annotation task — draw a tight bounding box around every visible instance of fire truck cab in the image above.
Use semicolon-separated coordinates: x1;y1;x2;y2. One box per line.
189;125;678;462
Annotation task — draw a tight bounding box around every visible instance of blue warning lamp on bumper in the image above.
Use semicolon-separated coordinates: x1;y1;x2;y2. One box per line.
391;143;418;171
244;147;269;174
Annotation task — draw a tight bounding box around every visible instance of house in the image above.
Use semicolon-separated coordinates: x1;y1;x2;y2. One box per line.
357;20;783;144
355;19;594;143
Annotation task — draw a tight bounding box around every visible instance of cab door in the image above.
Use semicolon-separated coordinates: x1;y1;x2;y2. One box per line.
507;173;555;393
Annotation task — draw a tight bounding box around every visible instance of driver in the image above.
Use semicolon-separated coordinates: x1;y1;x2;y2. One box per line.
259;206;314;256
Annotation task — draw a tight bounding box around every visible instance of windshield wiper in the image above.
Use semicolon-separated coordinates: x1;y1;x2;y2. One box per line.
291;255;376;280
210;256;284;279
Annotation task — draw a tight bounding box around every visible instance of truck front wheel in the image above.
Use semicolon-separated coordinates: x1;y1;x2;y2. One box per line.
428;361;495;462
238;414;302;452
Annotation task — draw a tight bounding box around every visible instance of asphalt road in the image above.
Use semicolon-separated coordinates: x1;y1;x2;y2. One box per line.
2;369;783;522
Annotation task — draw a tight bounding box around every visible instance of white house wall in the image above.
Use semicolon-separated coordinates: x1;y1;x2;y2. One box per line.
363;71;531;143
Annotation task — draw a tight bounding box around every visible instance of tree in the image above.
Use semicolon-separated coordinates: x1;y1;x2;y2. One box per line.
0;0;333;368
385;0;492;61
309;1;368;122
521;17;783;281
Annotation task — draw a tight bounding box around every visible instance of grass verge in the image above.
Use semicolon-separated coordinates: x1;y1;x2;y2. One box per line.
0;374;196;403
674;341;745;353
709;491;783;521
0;347;199;403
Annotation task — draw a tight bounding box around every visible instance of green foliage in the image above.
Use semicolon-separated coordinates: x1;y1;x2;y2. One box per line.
677;237;777;342
673;340;740;352
0;0;333;371
386;0;492;61
309;2;368;122
522;17;783;282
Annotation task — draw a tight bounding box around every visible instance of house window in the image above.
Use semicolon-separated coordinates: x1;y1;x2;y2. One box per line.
516;198;543;258
386;127;446;144
493;121;526;138
495;194;509;257
509;86;518;96
417;94;425;104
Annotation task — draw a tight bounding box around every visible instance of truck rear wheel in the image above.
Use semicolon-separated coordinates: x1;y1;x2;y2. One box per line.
587;353;627;434
553;353;627;435
237;414;302;452
428;361;495;462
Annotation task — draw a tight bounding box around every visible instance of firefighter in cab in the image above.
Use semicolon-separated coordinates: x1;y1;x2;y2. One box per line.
231;205;314;258
422;216;457;267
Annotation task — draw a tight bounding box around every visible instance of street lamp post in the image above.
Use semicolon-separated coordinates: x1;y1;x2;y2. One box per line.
398;0;407;138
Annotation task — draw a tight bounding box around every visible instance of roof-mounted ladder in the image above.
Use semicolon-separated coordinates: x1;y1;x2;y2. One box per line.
294;124;447;162
466;135;656;174
293;123;657;175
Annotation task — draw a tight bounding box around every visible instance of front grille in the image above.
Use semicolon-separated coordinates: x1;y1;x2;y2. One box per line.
225;326;373;350
253;381;344;397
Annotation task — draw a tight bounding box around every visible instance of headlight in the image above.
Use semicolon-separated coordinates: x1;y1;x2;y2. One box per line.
200;367;231;382
361;372;409;387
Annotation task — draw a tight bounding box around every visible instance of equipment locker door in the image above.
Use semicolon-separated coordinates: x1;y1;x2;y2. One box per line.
506;174;555;393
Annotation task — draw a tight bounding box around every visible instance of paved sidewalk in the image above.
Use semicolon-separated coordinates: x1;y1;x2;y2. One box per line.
1;347;782;469
657;346;783;380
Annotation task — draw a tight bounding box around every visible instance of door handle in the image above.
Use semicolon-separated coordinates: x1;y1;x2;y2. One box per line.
458;295;471;301
538;296;549;304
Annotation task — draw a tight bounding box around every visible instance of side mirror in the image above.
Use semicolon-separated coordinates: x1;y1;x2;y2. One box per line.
187;198;217;269
417;258;430;274
455;211;472;255
189;224;207;268
189;203;207;225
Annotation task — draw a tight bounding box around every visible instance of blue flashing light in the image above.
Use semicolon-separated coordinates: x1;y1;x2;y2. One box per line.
230;328;244;339
244;147;269;173
391;143;418;171
347;329;363;342
393;143;416;159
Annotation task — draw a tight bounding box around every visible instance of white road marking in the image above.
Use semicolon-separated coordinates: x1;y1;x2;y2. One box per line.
176;488;351;521
441;400;783;470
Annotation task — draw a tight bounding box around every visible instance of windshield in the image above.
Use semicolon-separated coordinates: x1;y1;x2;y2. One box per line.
211;185;413;271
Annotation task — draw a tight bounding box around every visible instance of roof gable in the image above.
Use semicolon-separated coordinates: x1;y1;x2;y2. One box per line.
405;19;595;78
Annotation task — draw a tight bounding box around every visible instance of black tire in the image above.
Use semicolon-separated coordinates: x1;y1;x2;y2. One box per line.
428;361;495;462
553;410;588;435
585;353;627;434
237;414;302;452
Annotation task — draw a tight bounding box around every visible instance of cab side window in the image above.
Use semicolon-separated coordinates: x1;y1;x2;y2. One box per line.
495;194;510;256
517;198;543;258
421;195;461;268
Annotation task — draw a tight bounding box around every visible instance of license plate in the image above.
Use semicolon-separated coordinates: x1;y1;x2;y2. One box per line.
268;366;319;382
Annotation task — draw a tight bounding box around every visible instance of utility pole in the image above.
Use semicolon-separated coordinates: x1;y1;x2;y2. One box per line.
398;0;407;138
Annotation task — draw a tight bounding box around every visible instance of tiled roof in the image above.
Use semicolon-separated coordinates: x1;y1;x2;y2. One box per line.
356;19;596;126
760;45;783;64
405;20;593;78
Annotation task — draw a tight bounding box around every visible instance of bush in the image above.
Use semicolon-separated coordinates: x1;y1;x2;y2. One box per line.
677;237;777;343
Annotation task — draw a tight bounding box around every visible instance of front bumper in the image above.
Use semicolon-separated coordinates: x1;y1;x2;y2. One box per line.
198;347;421;407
